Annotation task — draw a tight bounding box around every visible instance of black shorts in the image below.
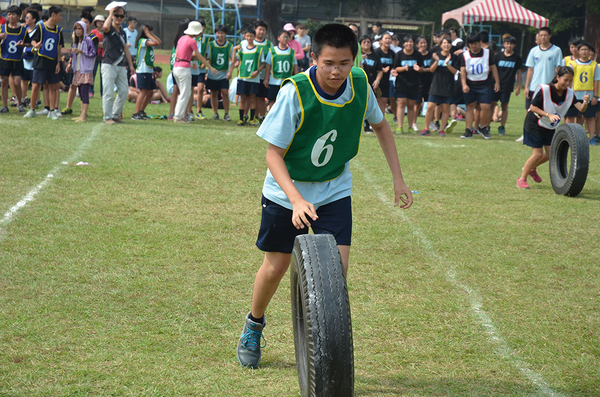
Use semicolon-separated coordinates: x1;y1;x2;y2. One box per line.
191;73;199;86
523;129;553;148
22;68;33;81
237;79;260;96
0;60;23;77
257;79;268;98
196;73;206;84
493;90;512;104
256;195;352;254
267;84;280;101
206;77;228;91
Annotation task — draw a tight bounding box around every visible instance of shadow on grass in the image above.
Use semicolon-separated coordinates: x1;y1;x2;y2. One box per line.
574;187;600;201
354;375;572;396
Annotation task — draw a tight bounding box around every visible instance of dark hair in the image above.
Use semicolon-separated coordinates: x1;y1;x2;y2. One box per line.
254;20;267;29
48;6;62;17
577;41;593;52
402;35;414;45
154;66;162;73
215;24;227;34
551;66;574;84
454;41;465;50
503;35;517;45
128;16;137;23
137;24;153;42
539;27;551;35
359;34;372;44
27;10;40;23
449;27;459;35
442;29;451;37
245;28;256;36
416;35;427;45
312;23;358;59
374;21;382;28
348;23;359;30
197;19;206;28
568;37;582;47
41;10;49;21
434;31;442;38
81;13;93;25
440;37;452;47
277;29;289;38
478;30;489;43
6;5;21;16
174;19;191;47
73;22;85;44
29;3;42;12
82;6;94;16
466;32;481;44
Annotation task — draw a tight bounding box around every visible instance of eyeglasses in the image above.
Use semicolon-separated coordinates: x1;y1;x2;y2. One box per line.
114;14;125;18
321;64;353;73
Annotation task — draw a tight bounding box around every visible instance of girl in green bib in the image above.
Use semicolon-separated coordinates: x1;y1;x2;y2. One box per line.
133;24;161;120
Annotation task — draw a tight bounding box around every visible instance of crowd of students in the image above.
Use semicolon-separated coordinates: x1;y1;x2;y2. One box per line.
1;8;598;140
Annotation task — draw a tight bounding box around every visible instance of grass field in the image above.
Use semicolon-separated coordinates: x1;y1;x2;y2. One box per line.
1;67;600;396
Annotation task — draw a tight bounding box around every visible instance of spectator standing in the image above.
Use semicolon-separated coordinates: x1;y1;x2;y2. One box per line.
494;35;522;136
125;17;138;61
393;35;423;134
372;22;382;50
360;34;382;132
132;24;161;120
69;21;96;122
373;32;394;116
524;27;563;110
90;14;105;97
100;6;135;125
294;23;311;71
284;23;303;64
348;23;361;68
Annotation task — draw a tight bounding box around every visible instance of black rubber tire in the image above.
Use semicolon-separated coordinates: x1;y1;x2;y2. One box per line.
549;123;589;197
290;234;354;397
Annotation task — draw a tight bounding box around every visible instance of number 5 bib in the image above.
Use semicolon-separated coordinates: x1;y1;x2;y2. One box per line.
282;67;369;182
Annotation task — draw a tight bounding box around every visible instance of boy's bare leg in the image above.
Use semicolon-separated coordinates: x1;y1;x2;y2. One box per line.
222;88;230;114
251;252;292;318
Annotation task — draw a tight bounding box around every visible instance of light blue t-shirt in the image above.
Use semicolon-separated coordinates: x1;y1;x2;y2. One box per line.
125;27;137;53
265;47;298;86
525;44;564;91
256;66;383;210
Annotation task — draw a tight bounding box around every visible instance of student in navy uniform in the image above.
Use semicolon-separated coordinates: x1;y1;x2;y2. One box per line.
372;32;394;117
20;9;39;107
494;35;522;136
393;35;423;134
459;32;500;139
263;29;298;106
0;5;27;113
420;37;458;137
416;36;434;130
23;6;64;120
360;34;382;132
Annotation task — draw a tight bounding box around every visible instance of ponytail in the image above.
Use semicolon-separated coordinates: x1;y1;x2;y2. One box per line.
551;66;574;84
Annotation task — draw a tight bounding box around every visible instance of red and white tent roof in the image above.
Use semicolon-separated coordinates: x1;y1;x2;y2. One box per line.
442;0;549;29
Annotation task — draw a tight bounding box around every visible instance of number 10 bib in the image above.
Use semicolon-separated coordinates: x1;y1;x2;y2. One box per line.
463;48;490;82
282;67;368;182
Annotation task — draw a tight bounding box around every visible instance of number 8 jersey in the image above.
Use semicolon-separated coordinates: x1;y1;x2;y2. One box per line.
0;25;27;61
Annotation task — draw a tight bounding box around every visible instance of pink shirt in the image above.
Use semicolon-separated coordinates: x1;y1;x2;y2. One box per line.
174;35;197;68
288;39;304;61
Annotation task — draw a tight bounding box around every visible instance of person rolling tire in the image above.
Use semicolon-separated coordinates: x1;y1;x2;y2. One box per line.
290;234;354;397
549;123;589;197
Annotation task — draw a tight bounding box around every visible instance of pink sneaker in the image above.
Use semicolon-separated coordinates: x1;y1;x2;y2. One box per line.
529;168;542;183
516;178;530;189
439;130;446;137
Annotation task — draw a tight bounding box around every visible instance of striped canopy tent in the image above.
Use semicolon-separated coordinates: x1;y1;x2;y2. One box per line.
442;0;549;29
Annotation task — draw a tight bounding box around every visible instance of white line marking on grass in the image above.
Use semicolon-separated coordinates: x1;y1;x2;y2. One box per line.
354;160;563;397
0;124;103;240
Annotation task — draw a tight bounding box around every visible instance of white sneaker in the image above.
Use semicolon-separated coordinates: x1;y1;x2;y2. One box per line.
23;109;36;118
48;110;60;120
515;135;524;143
429;121;438;131
412;123;419;132
55;110;63;117
37;108;49;115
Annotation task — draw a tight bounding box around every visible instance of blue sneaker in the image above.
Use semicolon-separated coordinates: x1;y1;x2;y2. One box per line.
236;312;266;368
594;135;600;143
590;138;598;146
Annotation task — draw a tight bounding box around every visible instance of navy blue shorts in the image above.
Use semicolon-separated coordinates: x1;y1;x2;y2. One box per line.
237;79;260;96
256;195;352;254
206;77;228;91
267;84;280;101
567;102;598;118
523;129;553;148
463;85;493;104
493;90;512;104
428;94;453;104
197;73;206;84
22;68;33;81
191;73;199;86
257;79;268;98
32;68;59;85
388;82;395;98
136;72;156;90
395;89;420;101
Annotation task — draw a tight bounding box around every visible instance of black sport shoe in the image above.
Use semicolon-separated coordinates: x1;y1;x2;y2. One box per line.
479;126;491;140
131;113;143;120
237;312;266;369
461;128;473;139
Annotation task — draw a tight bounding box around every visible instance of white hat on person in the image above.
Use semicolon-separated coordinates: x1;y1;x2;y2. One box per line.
93;15;106;23
184;21;204;35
